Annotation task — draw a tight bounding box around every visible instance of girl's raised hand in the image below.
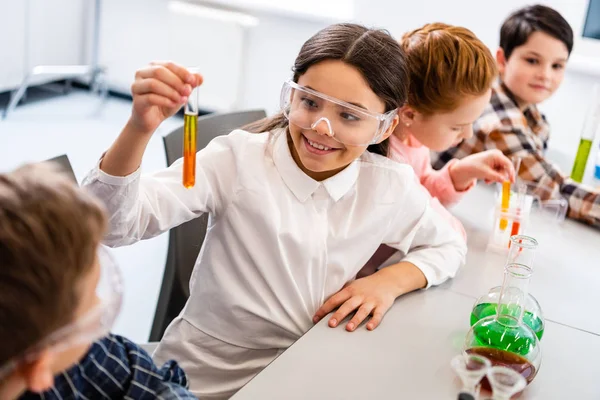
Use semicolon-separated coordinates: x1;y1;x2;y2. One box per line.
129;61;203;134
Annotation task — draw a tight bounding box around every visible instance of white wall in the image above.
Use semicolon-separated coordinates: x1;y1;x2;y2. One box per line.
98;0;257;112
237;13;328;114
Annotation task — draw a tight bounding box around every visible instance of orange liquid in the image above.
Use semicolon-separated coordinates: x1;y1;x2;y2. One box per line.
499;181;511;230
508;219;521;248
183;113;197;188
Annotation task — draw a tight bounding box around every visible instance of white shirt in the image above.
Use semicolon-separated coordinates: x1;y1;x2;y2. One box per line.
83;129;466;349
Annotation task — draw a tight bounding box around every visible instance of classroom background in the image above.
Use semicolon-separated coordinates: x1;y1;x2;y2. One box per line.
0;0;599;344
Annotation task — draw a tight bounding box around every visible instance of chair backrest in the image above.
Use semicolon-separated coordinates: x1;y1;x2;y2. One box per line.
149;109;267;341
46;154;77;184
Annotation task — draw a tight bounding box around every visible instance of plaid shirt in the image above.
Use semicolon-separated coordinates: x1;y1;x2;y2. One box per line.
432;80;600;228
19;334;197;400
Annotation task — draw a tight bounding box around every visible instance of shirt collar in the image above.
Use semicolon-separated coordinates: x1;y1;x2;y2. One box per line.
496;79;535;114
272;129;359;203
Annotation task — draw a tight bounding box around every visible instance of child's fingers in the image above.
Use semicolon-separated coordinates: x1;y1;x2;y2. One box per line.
149;61;196;85
501;162;516;182
136;64;191;97
366;308;386;331
191;73;204;87
133;78;188;104
328;296;363;328
136;66;192;97
485;169;507;183
346;303;375;332
493;153;516;181
136;93;179;110
313;290;350;323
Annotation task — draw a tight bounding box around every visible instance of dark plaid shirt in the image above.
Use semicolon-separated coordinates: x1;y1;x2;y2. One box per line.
19;334;197;400
432;80;600;227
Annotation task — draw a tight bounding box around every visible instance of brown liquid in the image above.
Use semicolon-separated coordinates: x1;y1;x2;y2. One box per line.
466;347;536;391
183;113;197;188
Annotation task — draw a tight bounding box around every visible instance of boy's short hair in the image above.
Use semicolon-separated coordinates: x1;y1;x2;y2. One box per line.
0;163;107;368
500;4;573;59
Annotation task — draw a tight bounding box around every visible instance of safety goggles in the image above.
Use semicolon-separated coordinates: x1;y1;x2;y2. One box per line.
280;80;398;146
0;245;123;379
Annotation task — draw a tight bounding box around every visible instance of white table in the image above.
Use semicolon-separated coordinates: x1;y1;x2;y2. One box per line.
445;185;600;335
232;184;600;399
232;289;600;399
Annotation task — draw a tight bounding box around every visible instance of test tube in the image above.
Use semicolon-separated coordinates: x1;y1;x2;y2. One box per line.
499;157;522;231
183;68;200;188
571;84;600;183
508;182;527;247
499;181;511;230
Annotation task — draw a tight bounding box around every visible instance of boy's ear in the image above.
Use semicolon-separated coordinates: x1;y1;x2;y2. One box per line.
20;350;55;393
496;47;507;76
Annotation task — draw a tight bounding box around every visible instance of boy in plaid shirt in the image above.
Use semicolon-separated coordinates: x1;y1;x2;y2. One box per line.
432;5;600;227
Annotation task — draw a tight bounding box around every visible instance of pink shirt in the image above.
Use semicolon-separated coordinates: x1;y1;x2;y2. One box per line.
388;133;471;239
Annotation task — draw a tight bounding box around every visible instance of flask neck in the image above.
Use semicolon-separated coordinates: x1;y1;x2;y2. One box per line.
496;263;532;324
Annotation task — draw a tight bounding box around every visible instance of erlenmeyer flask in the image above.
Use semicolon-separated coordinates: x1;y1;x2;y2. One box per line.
464;235;541;389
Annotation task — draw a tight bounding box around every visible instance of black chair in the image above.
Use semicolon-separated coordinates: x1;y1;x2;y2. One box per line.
149;109;267;341
46;154;78;184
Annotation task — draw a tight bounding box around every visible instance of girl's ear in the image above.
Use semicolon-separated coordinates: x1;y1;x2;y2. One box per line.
379;113;400;142
398;104;416;127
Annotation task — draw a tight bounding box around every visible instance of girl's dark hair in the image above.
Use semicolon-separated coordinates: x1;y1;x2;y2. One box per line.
243;23;409;157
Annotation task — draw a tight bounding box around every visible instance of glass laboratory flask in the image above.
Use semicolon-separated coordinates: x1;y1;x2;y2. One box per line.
470;286;544;340
464;235;541;389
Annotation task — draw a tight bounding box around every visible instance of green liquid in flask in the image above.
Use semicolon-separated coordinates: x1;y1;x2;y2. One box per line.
470;303;544;340
571;138;593;182
470;315;538;359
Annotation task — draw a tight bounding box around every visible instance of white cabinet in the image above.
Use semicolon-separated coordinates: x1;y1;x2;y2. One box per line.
26;0;87;86
0;0;86;93
0;1;26;92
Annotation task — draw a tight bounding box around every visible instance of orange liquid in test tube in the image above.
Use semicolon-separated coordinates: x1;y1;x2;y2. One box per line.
183;67;200;189
509;220;520;240
183;113;197;188
499;181;511;230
